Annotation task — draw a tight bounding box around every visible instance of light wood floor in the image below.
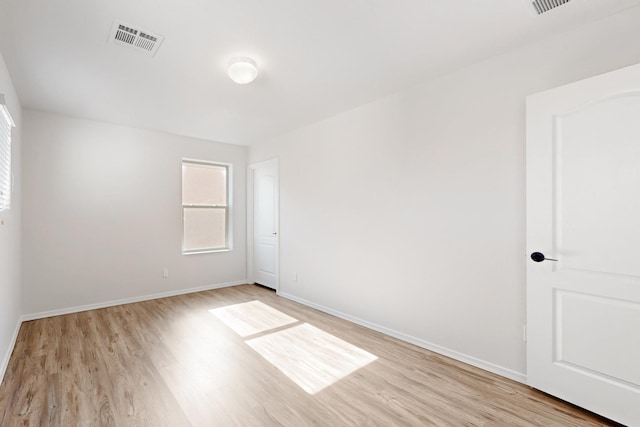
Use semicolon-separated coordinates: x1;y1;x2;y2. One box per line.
0;284;618;426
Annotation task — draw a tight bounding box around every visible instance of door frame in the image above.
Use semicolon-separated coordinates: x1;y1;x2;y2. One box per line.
247;158;280;291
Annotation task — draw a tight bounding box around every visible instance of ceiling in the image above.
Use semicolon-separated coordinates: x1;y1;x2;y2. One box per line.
1;0;639;145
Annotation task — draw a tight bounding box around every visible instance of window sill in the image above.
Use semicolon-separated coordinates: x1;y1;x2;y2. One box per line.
183;248;230;256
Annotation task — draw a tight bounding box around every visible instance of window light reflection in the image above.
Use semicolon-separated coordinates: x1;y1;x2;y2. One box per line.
246;323;378;394
209;300;298;337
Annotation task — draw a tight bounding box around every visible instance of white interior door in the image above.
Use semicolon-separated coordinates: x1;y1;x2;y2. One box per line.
526;63;640;426
253;164;278;289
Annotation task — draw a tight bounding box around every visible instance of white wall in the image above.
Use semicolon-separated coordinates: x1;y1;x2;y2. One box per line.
249;7;640;378
0;51;22;381
22;111;247;315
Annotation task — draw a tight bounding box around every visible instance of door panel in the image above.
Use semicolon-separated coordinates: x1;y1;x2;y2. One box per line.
257;175;275;238
256;243;276;274
555;290;640;387
526;63;640;426
557;94;640;277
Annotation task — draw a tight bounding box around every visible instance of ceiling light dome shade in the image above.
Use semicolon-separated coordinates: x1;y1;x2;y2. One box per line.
227;57;258;84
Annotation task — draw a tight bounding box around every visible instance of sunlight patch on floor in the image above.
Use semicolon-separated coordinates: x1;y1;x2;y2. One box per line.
246;323;378;394
209;300;298;337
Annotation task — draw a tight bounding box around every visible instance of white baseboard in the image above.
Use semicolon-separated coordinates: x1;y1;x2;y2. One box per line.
0;317;23;386
22;280;247;322
277;291;527;384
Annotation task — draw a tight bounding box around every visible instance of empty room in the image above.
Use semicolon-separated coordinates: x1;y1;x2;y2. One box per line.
0;0;639;425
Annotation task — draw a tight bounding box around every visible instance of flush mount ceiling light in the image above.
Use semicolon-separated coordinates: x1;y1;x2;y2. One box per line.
227;57;258;84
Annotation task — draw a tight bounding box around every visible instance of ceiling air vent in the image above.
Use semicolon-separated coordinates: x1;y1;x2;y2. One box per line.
109;21;164;57
524;0;571;15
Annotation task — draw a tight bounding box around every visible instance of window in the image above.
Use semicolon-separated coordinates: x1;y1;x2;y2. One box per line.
182;160;230;254
0;94;15;212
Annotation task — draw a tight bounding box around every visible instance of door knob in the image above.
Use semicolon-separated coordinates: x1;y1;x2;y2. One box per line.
530;252;558;262
272;232;278;235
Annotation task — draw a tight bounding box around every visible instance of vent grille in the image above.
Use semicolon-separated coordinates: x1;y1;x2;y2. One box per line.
110;21;164;56
527;0;571;15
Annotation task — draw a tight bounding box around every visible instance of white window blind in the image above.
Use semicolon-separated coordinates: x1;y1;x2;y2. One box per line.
182;160;230;254
0;94;15;212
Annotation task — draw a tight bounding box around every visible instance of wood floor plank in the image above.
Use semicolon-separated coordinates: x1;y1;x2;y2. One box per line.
0;284;619;426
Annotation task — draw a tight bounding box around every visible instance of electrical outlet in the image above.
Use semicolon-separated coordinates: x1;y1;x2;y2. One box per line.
293;272;297;281
162;268;169;278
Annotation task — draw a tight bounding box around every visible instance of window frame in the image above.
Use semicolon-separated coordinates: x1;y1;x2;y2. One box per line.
181;158;232;255
0;94;15;213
